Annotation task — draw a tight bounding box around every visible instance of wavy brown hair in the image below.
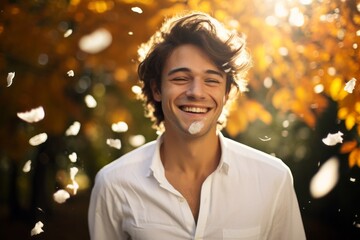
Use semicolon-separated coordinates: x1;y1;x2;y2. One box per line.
137;11;252;131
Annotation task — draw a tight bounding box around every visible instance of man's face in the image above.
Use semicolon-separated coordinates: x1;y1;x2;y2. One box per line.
153;44;228;137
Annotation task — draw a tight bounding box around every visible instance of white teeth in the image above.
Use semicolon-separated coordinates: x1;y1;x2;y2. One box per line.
182;106;207;113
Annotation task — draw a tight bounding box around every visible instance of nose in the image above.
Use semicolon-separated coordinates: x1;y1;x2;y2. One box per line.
186;79;205;99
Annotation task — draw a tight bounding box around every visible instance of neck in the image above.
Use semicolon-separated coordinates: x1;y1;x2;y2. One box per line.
160;130;221;177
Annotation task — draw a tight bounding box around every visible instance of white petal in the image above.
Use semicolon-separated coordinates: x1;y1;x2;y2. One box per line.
188;121;204;135
29;133;48;146
64;29;73;38
17;106;45;123
131;7;143;14
310;157;339;198
322;131;343;146
53;189;70;204
22;160;32;173
68;152;77;162
7;72;15;87
67;70;74;77
259;136;272;141
31;221;44;236
70;167;78;181
106;138;121;149
344;78;356;93
65;121;81;136
111;121;128;132
67;180;79;195
85;94;97;108
79;28;112;54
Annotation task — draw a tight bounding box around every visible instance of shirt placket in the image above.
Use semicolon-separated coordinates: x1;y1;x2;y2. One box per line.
193;174;213;240
156;175;196;236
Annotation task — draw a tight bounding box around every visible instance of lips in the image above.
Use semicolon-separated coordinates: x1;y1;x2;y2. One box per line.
180;106;209;114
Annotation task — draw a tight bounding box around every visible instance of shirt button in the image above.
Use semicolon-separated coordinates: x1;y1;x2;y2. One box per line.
178;197;185;202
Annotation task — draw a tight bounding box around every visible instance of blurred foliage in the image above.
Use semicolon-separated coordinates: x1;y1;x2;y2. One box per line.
1;0;360;238
1;0;359;170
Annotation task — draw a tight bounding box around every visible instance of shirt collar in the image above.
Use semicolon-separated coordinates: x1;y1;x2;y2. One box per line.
147;134;165;180
218;131;230;175
147;132;230;180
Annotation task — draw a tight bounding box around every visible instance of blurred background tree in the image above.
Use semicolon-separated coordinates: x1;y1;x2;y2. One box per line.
0;0;359;239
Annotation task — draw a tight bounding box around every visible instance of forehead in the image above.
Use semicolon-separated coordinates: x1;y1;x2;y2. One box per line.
163;44;222;75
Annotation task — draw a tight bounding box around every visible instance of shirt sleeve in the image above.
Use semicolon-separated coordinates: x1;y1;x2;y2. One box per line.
267;169;307;240
88;170;127;240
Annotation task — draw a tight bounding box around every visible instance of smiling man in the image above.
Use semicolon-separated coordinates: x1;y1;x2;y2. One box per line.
88;11;306;240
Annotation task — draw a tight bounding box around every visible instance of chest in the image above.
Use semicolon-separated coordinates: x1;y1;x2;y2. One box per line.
165;173;205;222
120;173;268;240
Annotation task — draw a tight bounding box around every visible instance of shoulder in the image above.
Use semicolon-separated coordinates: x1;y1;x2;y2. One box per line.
222;136;292;179
95;140;157;185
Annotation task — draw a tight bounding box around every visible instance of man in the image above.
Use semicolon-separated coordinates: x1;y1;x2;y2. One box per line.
88;11;306;239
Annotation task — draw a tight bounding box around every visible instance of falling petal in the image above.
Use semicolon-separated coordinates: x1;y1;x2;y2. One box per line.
67;180;79;195
29;133;48;146
188;121;204;135
79;28;112;54
7;72;15;87
64;29;73;38
31;221;44;236
344;78;356;93
37;207;44;213
65;121;81;136
259;136;272;141
17;106;45;123
22;160;32;173
68;152;77;162
85;94;97;108
70;167;78;181
111;121;128;132
67;70;74;77
131;85;142;95
310;157;339;198
106;138;121;149
131;7;143;14
322;131;343;146
53;189;70;204
129;135;145;147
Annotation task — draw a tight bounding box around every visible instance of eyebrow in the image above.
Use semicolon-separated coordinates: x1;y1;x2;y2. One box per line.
167;67;224;78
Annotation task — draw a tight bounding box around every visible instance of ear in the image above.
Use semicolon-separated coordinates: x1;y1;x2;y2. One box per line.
151;80;161;102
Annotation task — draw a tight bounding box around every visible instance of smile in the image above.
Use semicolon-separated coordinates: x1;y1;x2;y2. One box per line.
180;106;209;114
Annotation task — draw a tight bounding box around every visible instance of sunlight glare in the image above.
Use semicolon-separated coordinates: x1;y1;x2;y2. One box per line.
310;157;339;198
129;135;146;147
289;7;305;27
79;28;112;54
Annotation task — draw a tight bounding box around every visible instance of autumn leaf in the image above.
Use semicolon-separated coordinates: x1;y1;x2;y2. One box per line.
272;88;293;112
349;148;360;168
340;140;357;154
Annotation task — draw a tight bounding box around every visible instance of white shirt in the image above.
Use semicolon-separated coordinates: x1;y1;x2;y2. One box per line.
88;133;306;240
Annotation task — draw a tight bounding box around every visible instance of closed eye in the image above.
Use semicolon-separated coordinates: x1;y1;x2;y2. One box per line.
205;79;221;85
170;77;189;84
